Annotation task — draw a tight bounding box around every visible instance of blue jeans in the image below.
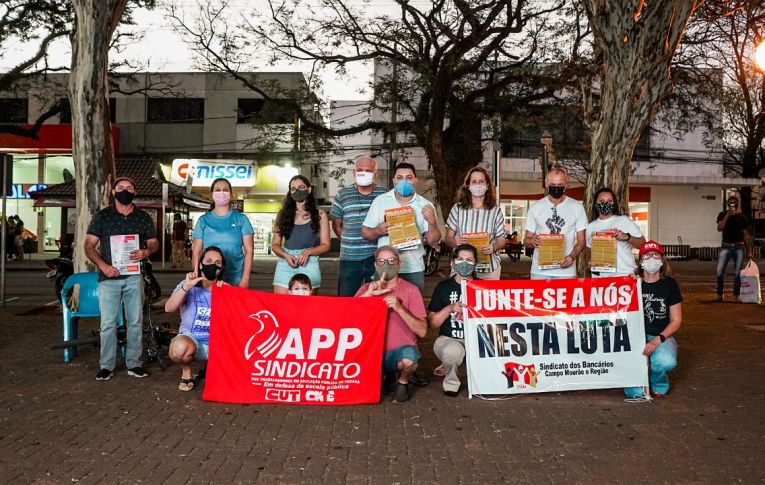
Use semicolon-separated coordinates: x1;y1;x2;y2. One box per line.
382;345;420;373
624;334;677;398
98;275;144;370
716;246;745;296
338;256;376;296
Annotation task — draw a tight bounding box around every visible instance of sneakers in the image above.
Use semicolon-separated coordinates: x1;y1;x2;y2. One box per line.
127;367;150;378
96;368;113;381
392;383;410;403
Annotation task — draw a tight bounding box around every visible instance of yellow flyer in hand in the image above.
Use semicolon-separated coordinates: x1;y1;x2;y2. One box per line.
462;232;491;270
591;231;617;273
538;233;565;269
385;206;421;250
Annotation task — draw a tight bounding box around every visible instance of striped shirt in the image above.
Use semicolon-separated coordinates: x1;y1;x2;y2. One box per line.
445;204;505;272
330;184;387;261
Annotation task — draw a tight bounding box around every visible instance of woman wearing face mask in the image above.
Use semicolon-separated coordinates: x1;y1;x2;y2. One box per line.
624;241;683;400
192;178;254;288
585;187;645;277
271;175;330;294
427;244;479;397
165;246;226;391
444;167;506;280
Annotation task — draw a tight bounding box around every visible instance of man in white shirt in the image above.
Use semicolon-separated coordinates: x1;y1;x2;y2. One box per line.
362;162;441;294
524;168;587;279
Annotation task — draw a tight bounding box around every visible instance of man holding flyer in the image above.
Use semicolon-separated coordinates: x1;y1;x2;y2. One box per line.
84;177;159;381
362;162;441;294
524;168;587;279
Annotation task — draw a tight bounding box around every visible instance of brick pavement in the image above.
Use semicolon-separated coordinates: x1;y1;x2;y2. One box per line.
0;260;764;484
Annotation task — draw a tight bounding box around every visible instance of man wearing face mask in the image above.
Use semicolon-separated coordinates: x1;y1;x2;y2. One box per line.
427;244;478;397
362;162;441;294
330;155;387;296
85;177;159;381
715;195;753;301
524;168;587;279
356;246;428;403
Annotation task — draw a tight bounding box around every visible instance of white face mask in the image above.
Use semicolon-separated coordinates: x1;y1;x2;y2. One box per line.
642;259;663;275
355;171;374;187
469;184;488;197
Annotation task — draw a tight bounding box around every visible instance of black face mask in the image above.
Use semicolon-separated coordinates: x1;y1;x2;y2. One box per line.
200;263;222;281
595;201;614;216
114;190;135;205
290;189;309;203
548;186;565;199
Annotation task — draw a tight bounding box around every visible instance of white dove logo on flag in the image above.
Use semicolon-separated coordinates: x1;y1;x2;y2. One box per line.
244;310;282;360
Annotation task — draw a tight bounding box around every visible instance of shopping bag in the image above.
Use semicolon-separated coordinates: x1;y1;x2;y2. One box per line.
738;260;761;304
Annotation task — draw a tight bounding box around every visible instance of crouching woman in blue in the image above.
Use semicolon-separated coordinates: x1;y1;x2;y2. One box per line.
625;240;683;399
165;246;226;391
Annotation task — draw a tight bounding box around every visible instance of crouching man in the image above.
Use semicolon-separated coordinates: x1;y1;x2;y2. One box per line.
357;245;427;403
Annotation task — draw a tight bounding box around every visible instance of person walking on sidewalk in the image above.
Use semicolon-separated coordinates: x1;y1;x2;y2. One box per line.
361;162;441;295
192;178;254;288
427;244;478;397
84;176;159;381
330;154;387;296
715;194;753;301
444;167;506;280
625;241;683;399
171;213;188;268
356;246;427;403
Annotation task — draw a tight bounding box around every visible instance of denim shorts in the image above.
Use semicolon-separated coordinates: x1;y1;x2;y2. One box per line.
273;248;322;288
382;345;420;373
173;333;209;361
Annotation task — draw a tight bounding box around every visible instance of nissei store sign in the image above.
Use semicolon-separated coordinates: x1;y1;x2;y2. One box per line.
170;159;257;188
9;184;47;199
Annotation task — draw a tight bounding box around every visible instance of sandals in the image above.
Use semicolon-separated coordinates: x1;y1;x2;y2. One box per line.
178;377;195;392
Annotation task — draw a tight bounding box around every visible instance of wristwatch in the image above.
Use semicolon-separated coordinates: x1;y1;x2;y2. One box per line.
658;334;666;343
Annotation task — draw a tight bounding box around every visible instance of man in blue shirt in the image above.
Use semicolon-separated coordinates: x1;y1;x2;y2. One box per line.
330;155;387;296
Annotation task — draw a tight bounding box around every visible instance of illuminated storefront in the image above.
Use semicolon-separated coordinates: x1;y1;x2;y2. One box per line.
161;159;299;254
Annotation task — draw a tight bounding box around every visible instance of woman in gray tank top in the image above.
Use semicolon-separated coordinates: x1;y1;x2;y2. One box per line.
271;175;330;294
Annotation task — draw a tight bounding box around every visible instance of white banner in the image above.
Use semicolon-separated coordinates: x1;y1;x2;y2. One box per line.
170;159;257;187
463;276;649;397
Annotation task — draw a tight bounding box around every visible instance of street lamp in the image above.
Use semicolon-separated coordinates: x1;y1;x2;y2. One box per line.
540;131;553;188
754;40;765;72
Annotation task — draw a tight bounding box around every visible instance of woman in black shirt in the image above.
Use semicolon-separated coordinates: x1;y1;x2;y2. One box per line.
625;241;683;399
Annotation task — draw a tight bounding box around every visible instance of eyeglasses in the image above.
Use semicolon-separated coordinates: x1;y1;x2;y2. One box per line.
290;185;308;192
640;253;663;260
375;258;399;265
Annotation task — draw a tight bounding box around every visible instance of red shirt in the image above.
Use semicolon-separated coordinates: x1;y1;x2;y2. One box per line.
356;278;426;351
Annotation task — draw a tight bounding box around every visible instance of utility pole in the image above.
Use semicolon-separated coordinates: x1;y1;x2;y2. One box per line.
388;55;399;186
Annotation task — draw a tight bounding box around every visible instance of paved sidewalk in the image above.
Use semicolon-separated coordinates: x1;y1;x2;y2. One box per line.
0;260;763;484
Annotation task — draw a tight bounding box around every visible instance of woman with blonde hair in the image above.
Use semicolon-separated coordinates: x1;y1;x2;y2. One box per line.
444;167;506;279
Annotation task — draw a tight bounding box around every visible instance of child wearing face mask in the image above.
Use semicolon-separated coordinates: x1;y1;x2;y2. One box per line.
624;241;683;400
165;246;227;392
288;273;313;296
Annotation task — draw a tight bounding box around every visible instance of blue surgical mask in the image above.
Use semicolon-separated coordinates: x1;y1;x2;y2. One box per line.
394;179;414;197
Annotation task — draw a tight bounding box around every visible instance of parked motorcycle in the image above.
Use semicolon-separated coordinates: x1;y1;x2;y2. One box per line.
46;243;74;298
142;259;161;301
424;240;448;277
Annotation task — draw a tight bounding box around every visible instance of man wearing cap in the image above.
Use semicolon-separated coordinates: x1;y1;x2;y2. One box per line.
715;194;753;301
84;177;159;381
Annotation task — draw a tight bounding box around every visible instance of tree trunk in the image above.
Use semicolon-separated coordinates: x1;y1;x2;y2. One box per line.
68;0;127;273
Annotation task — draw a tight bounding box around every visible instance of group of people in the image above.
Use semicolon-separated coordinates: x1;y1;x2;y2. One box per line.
86;157;687;403
3;214;25;261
